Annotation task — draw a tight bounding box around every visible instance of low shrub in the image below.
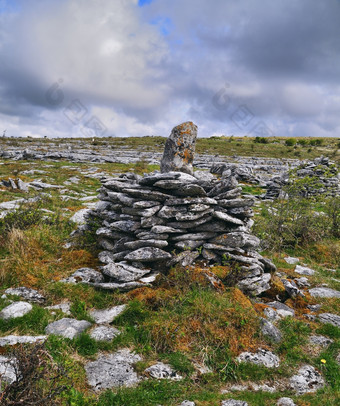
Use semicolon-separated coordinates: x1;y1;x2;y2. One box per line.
0;343;67;405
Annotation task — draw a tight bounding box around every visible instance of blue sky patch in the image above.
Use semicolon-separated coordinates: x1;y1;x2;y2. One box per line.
138;0;153;7
0;0;20;14
151;16;173;36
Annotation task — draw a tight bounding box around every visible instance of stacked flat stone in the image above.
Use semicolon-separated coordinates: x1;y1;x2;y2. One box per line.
88;122;275;296
92;169;274;295
263;156;340;200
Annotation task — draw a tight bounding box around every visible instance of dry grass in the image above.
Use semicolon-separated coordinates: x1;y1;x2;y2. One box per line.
0;225;98;289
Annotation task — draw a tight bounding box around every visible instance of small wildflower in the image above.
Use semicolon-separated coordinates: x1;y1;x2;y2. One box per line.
321;359;327;364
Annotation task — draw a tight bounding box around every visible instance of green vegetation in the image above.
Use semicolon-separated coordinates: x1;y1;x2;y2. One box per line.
0;152;339;405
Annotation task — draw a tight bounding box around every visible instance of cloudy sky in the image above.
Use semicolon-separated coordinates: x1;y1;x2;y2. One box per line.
0;0;339;138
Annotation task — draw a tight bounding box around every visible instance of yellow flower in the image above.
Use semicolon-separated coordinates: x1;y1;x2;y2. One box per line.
321;359;327;364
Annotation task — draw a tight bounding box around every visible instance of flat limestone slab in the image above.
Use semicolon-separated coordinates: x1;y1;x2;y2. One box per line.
0;335;47;346
85;349;141;391
45;318;92;339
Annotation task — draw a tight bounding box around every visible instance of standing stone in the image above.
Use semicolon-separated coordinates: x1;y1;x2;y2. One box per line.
160;122;198;175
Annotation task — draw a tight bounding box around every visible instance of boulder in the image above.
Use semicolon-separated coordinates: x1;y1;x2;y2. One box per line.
236;349;280;368
309;287;340;298
160;122;198;174
289;365;325;394
144;362;183;380
45;318;91;339
4;287;45;303
319;313;340;328
85;349;141;391
0;301;32;320
90;326;121;342
89;305;126;324
260;318;282;342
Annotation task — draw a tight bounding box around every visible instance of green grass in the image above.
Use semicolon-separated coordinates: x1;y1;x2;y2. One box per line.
0;303;53;335
1;149;340;405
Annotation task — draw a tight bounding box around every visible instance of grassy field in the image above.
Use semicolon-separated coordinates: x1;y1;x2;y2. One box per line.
0;157;339;405
1;135;340;161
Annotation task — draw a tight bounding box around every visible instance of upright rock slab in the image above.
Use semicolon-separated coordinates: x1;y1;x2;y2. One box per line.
160;121;198;175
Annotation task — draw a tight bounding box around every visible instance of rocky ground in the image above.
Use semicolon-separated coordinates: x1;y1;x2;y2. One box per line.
0;136;339;406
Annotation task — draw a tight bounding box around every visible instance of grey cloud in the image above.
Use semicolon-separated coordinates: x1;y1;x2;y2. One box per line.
0;0;340;138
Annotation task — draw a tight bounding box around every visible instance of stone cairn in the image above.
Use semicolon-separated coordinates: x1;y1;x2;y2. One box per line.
263;156;340;200
90;122;276;296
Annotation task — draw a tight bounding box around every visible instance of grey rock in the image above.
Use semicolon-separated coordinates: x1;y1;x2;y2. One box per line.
122;205;161;217
29;181;62;189
221;400;248;406
307;304;322;312
102;262;150;282
151;225;182;234
4;287;45;303
174;209;213;221
124;240;168;250
213;211;244;225
295;277;310;288
69;208;92;224
167;251;200;268
236;349;280;368
139;172;181;186
90;326;121;341
237;273;271;296
0;335;47;346
258;256;277;273
98;250;116;264
0;301;32;320
217;198;255;208
263;307;281;322
260;318;282;342
309;335;334;347
175;240;204;250
89;305;126;324
46;302;71;315
282;279;304;298
179;402;195;406
136;231;169;240
140;216;165;228
290;365;325;394
171;232;218;241
133;200;161;209
167;214;213;229
122;188;170;202
85;349;141;390
0;355;17;384
153;179;196;190
61;268;104;284
144;362;183;380
165;197;217;206
309;287;340;298
110;220;140;233
188;203;211;212
157;205;186;219
125;247;171;262
160;121;197;175
284;257;300;265
17;178;29;192
267;301;295;318
294;265;315;276
319;313;340;328
210;232;260;249
45;318;92;339
173;183;207;197
277;398;296;406
90;281;149;291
